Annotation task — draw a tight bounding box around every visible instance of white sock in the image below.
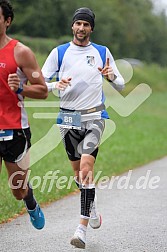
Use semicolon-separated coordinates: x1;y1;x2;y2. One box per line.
78;224;87;232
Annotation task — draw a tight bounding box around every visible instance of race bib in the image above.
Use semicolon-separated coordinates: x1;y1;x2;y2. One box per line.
56;111;81;130
0;130;13;141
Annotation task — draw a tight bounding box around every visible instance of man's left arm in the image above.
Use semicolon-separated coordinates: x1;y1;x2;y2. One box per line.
106;48;125;91
98;48;125;91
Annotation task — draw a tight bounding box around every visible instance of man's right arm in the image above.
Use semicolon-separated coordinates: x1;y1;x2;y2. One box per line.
42;48;59;92
42;48;71;92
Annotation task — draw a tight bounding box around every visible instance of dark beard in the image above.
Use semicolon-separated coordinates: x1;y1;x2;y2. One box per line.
75;32;89;42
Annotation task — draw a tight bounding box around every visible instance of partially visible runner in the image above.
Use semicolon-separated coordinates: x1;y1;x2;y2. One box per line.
42;7;124;248
0;0;48;229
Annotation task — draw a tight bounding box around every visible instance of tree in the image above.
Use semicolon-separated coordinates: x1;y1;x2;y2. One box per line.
9;0;167;66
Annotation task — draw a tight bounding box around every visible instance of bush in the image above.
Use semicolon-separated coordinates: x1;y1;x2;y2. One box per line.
10;34;72;54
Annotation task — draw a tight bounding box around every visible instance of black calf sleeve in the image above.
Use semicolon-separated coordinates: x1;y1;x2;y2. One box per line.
81;186;95;218
23;183;37;210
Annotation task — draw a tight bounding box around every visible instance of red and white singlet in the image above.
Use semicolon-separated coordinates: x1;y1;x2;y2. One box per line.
0;40;29;129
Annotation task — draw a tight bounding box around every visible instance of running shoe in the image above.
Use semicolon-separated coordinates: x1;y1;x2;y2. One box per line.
70;226;86;249
27;204;45;230
89;196;102;229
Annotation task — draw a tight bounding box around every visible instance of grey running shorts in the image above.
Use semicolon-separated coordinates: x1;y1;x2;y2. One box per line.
59;119;105;161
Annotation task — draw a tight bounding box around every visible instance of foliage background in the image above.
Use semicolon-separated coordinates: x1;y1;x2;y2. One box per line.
9;0;167;66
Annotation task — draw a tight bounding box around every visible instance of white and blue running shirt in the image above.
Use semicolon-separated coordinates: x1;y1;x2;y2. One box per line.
42;41;125;121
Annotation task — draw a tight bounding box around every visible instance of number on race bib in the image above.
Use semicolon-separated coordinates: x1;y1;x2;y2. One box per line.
64;116;73;123
56;111;81;130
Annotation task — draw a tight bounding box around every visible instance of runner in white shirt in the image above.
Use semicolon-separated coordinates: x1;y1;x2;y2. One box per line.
42;7;124;249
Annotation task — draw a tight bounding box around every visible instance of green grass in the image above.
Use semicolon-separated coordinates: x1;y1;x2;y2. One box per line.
98;91;167;175
0;59;167;223
123;63;167;93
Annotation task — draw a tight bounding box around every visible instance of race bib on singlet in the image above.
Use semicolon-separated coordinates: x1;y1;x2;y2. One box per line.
0;130;13;141
56;111;81;130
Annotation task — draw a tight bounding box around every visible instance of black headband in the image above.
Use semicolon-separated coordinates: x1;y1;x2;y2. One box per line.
72;7;95;30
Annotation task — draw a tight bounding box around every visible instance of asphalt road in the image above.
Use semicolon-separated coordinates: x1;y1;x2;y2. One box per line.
0;157;167;252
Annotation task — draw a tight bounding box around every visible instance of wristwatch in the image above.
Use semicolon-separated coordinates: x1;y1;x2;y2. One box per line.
16;83;23;94
107;74;117;83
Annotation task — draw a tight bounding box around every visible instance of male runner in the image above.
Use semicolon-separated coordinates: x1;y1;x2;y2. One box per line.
0;0;48;229
42;7;124;248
